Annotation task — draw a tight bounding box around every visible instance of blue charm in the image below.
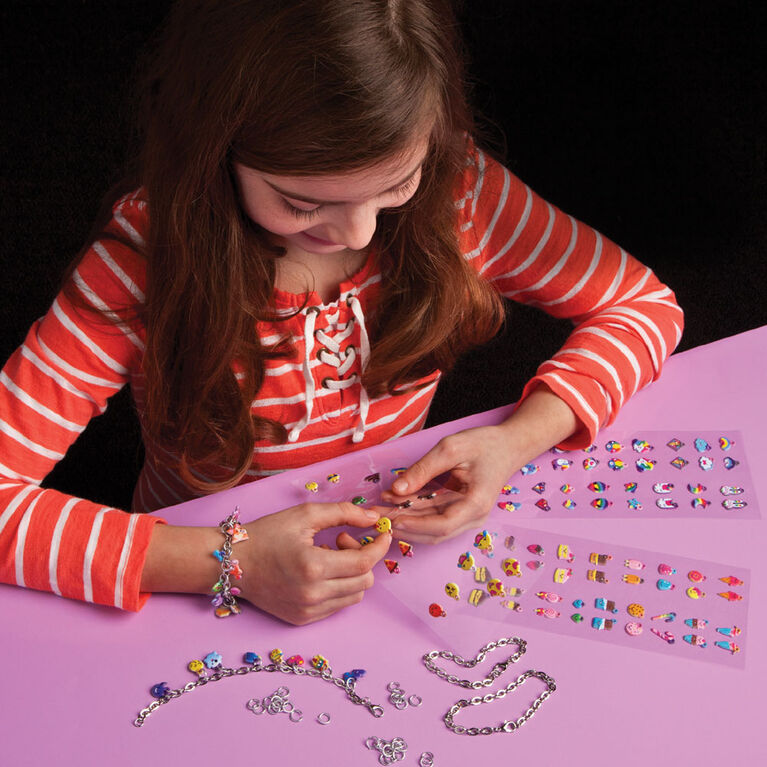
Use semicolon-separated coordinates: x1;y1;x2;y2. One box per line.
150;682;170;699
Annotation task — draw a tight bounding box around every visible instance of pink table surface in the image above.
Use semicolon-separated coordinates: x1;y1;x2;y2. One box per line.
2;326;766;766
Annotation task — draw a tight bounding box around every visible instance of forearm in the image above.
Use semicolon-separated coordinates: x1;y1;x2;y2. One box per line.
140;523;223;594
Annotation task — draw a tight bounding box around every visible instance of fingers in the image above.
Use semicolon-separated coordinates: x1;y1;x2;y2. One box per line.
318;528;392;579
304;501;380;533
387;438;460;497
336;531;362;549
391;495;490;543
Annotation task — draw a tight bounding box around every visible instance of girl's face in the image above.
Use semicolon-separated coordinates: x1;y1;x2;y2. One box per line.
234;139;429;255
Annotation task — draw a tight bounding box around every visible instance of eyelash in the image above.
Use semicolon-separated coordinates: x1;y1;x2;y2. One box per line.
280;174;419;219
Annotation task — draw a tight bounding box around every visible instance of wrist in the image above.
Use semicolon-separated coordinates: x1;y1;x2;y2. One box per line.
498;385;580;461
140;523;223;595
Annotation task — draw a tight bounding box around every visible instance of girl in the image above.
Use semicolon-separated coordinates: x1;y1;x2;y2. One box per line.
0;0;683;625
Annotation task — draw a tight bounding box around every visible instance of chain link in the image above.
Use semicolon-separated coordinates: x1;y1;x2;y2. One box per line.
422;637;556;735
133;661;383;727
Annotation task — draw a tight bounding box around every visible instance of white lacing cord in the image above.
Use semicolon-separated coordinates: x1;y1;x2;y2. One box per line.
347;295;371;443
287;306;320;442
287;295;372;444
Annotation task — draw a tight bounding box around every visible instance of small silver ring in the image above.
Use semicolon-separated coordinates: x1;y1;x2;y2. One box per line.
419;753;435;767
289;709;303;723
316;712;331;725
386;681;402;692
407;694;423;707
366;736;381;750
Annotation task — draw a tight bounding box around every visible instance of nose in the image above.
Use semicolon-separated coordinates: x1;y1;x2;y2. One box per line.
332;202;378;251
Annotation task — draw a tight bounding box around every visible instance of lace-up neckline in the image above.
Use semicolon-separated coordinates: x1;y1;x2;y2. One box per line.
287;293;372;444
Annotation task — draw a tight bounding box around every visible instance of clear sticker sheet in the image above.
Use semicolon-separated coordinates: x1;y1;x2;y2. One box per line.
495;430;759;520
287;430;758;520
377;524;749;668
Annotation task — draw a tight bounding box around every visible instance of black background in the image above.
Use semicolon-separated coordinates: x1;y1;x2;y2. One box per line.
1;1;765;509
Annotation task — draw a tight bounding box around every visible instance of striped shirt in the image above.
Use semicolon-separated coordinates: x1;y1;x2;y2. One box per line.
0;146;684;610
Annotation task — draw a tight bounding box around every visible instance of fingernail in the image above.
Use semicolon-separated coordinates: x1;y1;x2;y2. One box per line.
393;479;408;493
363;509;379;519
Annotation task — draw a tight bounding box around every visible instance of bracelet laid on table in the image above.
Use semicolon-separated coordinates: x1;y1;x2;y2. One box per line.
211;506;248;618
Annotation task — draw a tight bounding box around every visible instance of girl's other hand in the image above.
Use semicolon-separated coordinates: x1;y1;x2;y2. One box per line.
239;502;391;625
381;387;579;544
379;425;522;544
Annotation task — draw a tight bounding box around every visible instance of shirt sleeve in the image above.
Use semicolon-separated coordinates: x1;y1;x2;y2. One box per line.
0;191;165;610
457;145;684;448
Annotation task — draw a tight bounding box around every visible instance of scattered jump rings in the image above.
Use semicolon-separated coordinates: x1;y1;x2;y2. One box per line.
365;736;408;765
246;687;302;722
317;712;331;725
419;753;435;767
387;681;422;711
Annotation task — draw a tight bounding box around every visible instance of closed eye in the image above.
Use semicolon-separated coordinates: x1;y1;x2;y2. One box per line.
279;171;421;220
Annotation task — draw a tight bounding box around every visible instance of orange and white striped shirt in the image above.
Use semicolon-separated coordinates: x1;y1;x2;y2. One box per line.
0;146;683;610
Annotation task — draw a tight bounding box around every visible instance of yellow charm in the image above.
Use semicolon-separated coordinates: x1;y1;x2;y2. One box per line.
375;517;392;533
188;660;205;675
445;582;460;600
486;579;506;597
468;588;485;606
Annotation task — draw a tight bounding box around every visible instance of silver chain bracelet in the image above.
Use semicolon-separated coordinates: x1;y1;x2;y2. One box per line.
134;657;384;727
422;636;556;735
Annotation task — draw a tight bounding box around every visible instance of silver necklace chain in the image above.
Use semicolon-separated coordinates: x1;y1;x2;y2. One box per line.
133;661;385;727
422;636;557;735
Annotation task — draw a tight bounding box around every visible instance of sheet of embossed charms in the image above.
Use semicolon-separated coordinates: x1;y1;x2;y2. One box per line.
493;430;759;520
378;523;749;668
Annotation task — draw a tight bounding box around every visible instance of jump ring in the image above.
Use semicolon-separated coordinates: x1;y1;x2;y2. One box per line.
289;709;303;723
316;712;331;725
407;694;423;707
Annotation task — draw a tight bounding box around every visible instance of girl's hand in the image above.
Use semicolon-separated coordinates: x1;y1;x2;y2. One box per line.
239;502;391;625
379;425;523;544
380;387;579;544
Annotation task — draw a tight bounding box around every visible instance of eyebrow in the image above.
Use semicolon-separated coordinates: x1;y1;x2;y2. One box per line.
264;162;423;206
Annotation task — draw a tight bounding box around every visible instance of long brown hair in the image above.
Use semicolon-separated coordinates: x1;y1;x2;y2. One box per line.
66;0;505;492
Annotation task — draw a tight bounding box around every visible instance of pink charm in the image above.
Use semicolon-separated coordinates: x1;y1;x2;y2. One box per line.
624;558;645;570
527;560;544;570
650;628;675;644
687;570;706;583
658;563;677;576
535;607;560;619
535;591;563;603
